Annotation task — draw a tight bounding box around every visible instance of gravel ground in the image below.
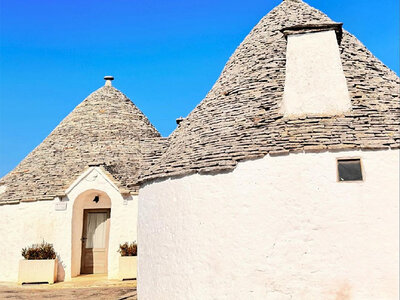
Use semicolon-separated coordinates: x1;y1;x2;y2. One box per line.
0;286;137;300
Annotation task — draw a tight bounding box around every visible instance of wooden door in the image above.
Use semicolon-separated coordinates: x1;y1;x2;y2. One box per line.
81;209;110;274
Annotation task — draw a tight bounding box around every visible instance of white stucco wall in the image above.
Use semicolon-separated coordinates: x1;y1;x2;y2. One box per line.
282;30;351;116
0;167;138;282
138;150;399;300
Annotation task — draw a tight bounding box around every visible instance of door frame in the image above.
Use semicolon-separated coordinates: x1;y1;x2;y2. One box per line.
80;208;111;274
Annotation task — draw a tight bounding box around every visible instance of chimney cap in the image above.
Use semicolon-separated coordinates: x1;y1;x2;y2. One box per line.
176;117;184;125
104;76;114;86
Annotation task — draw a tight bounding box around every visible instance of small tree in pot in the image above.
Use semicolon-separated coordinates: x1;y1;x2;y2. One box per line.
21;241;57;260
19;241;58;284
118;242;137;257
118;242;137;280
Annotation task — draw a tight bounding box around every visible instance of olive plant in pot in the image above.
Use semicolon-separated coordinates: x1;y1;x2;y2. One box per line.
18;241;58;284
118;242;137;280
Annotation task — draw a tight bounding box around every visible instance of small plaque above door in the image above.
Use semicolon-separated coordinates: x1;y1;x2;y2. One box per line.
55;201;67;211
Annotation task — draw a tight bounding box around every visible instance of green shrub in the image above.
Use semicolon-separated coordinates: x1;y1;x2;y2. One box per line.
21;241;56;260
118;242;137;256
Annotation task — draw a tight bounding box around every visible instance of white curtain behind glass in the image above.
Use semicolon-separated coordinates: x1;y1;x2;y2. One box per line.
86;212;107;248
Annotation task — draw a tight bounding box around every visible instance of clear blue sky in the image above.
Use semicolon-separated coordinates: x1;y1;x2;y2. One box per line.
0;0;398;177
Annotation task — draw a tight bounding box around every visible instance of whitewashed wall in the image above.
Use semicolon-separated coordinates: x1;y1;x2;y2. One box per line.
0;167;138;282
138;150;399;300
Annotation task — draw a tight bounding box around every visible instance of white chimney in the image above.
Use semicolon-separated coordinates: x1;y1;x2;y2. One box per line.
281;24;351;117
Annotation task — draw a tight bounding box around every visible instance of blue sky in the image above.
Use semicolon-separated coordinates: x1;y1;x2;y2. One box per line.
0;0;398;177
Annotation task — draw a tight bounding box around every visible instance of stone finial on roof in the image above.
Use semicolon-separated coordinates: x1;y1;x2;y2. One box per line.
104;75;114;86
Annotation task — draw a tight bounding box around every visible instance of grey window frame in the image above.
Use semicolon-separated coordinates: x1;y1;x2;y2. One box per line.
336;157;364;182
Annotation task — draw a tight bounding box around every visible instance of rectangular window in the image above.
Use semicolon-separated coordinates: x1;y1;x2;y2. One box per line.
337;158;363;182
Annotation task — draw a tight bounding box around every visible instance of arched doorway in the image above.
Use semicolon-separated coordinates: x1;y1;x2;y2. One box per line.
71;189;111;277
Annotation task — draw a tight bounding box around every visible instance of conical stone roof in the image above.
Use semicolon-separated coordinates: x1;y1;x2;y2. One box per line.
0;83;161;204
141;0;400;182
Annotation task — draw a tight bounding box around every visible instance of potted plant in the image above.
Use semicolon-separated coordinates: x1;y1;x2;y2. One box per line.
18;241;58;284
118;242;137;280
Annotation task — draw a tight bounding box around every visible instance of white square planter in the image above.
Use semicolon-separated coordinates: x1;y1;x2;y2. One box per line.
119;256;137;280
18;259;58;284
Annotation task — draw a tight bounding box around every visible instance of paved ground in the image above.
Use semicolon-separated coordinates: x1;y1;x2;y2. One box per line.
0;286;137;299
0;276;137;300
